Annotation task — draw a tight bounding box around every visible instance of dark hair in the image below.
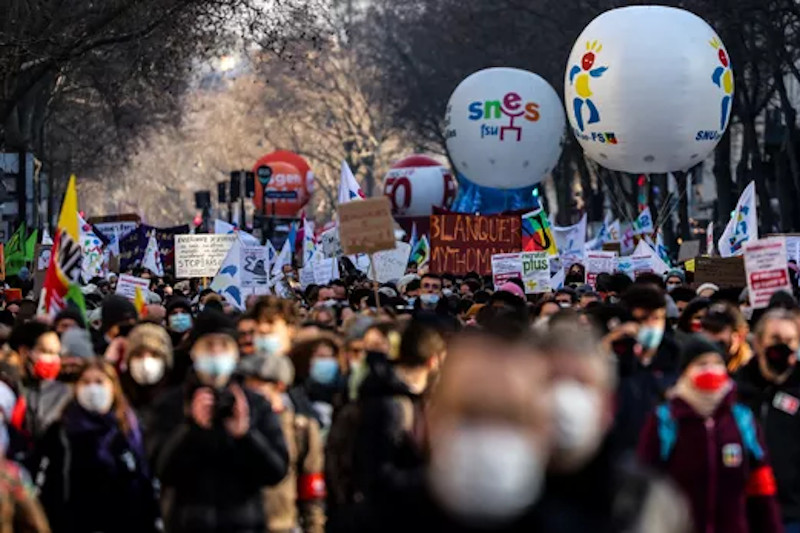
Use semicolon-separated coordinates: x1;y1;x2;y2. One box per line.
421;273;441;283
9;321;52;352
252;296;298;326
701;302;738;334
670;286;696;304
304;285;320;306
288;335;340;382
398;321;445;368
620;285;666;313
768;290;798;311
608;273;634;294
457;299;475;315
556;288;578;303
595;273;613;292
460;279;480;294
532;297;558;318
635;272;666;289
677;298;711;333
441;273;456;284
584;303;634;335
406;279;421;293
473;290;491;305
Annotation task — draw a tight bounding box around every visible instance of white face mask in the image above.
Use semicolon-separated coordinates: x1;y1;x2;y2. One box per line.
429;424;545;525
129;356;166;386
77;383;114;414
552;380;604;469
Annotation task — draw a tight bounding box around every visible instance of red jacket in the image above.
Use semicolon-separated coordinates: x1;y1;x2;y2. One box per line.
637;390;783;533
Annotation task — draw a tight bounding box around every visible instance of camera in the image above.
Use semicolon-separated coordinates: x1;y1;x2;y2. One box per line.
213;388;236;423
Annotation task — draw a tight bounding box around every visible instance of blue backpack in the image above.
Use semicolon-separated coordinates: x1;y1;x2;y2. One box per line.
655;402;764;462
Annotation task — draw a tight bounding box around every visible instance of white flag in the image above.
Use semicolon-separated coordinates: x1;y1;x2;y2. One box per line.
607;219;621;243
634;206;655;235
210;238;245;310
706;221;715;256
338;160;365;205
632;239;670;276
215;219;259;245
719;182;757;257
271;238;292;278
142;232;164;277
552;214;587;268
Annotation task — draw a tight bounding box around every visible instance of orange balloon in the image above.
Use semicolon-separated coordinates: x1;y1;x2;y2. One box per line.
252;160;309;217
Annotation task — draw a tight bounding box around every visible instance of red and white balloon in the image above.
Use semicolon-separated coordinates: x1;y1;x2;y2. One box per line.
383;155;457;217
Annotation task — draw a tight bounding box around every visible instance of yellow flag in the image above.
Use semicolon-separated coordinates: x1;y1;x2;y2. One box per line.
134;286;147;317
686;259;696;272
58;175;80;242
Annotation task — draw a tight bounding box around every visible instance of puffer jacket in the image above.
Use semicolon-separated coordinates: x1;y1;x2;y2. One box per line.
148;374;289;533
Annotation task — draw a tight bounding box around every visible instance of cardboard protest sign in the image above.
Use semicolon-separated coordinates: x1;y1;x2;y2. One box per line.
240;246;270;289
115;274;150;301
492;253;523;289
678;240;702;263
694;257;746;287
371;242;412;284
602;242;621;255
744;237;792;309
338;197;395;255
521;252;551;294
430;214;521;275
585;251;617;288
175;234;237;278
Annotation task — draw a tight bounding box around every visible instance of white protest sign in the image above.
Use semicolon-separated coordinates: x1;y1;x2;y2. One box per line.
492;253;523;289
115;274;149;301
521;252;551;294
781;236;800;265
744;237;792;309
299;266;316;290
585;251;617;288
313;258;340;286
371;242;412;284
240;246;270;289
631;254;655;278
321;227;343;258
175;234;237;278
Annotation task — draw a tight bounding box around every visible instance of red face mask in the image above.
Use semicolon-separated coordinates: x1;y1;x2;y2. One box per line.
691;368;728;392
690;320;703;333
33;358;62;381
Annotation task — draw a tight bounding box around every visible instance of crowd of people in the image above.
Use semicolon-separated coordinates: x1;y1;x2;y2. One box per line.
0;259;799;533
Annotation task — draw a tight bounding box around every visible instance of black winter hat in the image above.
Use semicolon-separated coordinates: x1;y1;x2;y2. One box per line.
165;296;193;315
54;306;86;329
190;309;237;347
679;334;726;374
101;295;138;333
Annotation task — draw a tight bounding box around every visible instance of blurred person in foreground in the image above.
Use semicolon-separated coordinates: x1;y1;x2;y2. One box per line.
699;302;753;373
380;325;552;532
149;309;288;533
538;320;689;533
638;335;782;533
34;359;158;533
737;309;800;532
240;353;326;533
120;323;173;431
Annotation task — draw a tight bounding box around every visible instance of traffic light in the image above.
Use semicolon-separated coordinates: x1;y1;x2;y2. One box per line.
230;171;241;202
245;171;255;198
218;182;227;204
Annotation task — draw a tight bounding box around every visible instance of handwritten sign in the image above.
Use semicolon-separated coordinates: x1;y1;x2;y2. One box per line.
115;274;150;301
174;234;237;278
521;252;551;293
430;214;521;275
338;197;395;255
585;251;617;288
240;246;270;288
744;237;792;309
695;257;746;288
491;253;523;289
371;242;412;283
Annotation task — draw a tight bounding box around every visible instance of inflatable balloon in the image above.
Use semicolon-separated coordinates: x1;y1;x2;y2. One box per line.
382;155;457;217
444;67;565;190
252;151;313;217
565;6;733;173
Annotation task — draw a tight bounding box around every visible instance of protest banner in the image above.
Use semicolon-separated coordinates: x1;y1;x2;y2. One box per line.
694;256;746;287
175;234;237;278
491;253;523;289
430;214;521;275
119;224;188;274
585;251;617;288
744;237;792;309
115;274;150;301
678;240;702;263
338;197;395;256
371;242;412;284
521;252;551;294
240;246;270;288
767;234;800;264
631;254;655;277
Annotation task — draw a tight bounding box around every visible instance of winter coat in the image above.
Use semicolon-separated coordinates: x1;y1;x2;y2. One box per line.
0;458;50;533
33;402;159;533
22;379;71;442
148;375;289;533
637;390;783;533
264;410;325;533
736;358;800;522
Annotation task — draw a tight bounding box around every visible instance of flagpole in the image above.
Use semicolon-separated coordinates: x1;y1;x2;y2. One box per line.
370;254;380;309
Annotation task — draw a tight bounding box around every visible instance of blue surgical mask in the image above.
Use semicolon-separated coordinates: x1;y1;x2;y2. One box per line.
194;352;238;380
169;313;192;333
407;297;417;307
310;358;339;385
420;293;440;307
637;325;665;350
255;334;282;356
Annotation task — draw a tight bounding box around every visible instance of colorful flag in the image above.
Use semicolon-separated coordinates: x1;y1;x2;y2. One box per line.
634;206;655;235
552;214;587;268
607;219;621;243
719;182;757;257
134;285;148;317
410;235;430;269
338;160;365;205
142;232;164;277
408;222;418;253
656;232;671;267
302;216;316;267
39;175;86;319
4;222;27;277
79;215;106;281
24;230;37;262
522;208;558;257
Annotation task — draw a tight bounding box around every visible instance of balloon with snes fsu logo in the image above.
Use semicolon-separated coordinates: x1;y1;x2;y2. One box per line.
565;6;733;173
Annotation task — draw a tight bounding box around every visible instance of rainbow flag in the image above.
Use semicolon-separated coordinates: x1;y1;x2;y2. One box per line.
522;208;558;257
39;176;86;319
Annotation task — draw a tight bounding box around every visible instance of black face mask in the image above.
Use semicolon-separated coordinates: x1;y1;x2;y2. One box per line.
118;322;136;338
765;343;794;374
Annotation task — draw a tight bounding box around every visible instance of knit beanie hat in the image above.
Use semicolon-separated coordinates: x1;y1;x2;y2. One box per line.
61;328;95;359
127;323;174;368
54;307;86;329
101;295;138;332
679;334;726;374
190;309;237;347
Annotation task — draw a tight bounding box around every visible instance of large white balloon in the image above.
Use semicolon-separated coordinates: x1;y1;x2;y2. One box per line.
444;67;565;190
383;155;457;217
565;6;733;173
